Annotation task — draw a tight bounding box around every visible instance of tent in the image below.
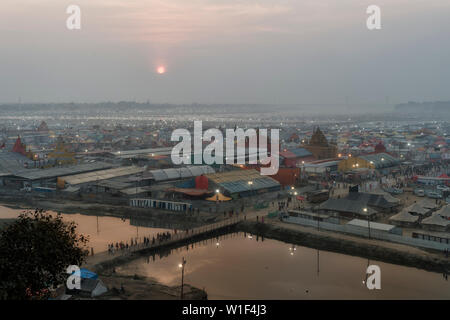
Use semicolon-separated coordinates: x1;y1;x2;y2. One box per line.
205;192;232;202
72;268;98;280
404;203;429;216
66;278;108;298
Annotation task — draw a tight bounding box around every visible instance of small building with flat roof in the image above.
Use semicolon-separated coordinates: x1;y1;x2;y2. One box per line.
347;219;402;235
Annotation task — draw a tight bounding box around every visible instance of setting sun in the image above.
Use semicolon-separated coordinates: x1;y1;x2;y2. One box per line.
157;66;166;74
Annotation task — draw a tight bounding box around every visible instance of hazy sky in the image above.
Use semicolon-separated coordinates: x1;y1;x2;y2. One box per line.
1;0;449;106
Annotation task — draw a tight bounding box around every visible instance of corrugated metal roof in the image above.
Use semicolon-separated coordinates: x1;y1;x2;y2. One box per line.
347;219;396;231
119;186;150;195
149;165;215;182
0;151;34;173
11;162;113;180
280;148;312;159
164;168;180;180
421;211;450;227
94;180;132;190
290;148;313;158
359;153;399;168
114;147;173;158
151;170;168;181
206;169;280;194
389;210;419;223
63;166;143;185
319;198;377;216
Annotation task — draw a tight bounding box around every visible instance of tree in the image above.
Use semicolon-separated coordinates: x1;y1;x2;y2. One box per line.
0;209;89;300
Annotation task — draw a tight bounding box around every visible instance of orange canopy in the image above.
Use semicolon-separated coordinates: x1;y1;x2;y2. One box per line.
205;192;232;202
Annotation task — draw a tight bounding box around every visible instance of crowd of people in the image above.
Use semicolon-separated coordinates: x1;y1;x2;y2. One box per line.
107;231;176;255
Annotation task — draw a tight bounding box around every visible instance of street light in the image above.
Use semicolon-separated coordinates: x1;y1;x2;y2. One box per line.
179;257;187;299
293;191;298;208
363;207;371;239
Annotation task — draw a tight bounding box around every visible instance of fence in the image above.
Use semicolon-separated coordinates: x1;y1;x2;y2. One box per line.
104;215;245;258
283;216;450;251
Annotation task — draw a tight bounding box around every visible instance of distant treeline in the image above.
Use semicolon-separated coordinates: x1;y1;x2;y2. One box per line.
395;101;450;114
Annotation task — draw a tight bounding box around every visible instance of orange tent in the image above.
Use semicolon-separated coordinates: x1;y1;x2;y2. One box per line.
205;192;232;202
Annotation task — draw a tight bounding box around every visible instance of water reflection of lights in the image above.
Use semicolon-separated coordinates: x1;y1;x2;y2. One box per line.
289;245;296;255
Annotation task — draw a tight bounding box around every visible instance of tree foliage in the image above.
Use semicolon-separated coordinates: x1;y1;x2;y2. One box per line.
0;209;89;300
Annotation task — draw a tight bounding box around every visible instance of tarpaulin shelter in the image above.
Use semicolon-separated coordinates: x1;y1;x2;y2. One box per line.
72;268;98;280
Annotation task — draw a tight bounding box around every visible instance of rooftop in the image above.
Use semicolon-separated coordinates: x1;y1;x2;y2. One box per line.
9;162;113;180
359;152;400;169
148;165;215;182
347;219;397;231
63;166;144;186
206;169;280;194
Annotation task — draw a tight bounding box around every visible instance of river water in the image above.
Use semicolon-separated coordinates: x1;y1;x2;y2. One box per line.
115;232;450;299
1;205;449;299
0;206;170;253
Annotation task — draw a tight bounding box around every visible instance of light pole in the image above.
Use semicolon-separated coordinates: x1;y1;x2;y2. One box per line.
248;181;253;207
215;189;220;213
179;257;187;299
364;207;370;239
294;191;298;209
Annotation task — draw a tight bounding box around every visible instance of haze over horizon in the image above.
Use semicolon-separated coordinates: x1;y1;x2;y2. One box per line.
1;1;450;108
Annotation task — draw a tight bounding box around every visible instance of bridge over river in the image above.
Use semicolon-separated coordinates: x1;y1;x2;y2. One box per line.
84;207;272;272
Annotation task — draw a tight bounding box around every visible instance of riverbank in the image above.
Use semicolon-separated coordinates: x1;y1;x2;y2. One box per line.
239;219;450;274
91;273;207;300
0;196;221;229
82;210;449;277
2;198;448;298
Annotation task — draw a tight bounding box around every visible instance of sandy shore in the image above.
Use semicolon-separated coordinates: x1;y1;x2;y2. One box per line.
92;273;207;300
